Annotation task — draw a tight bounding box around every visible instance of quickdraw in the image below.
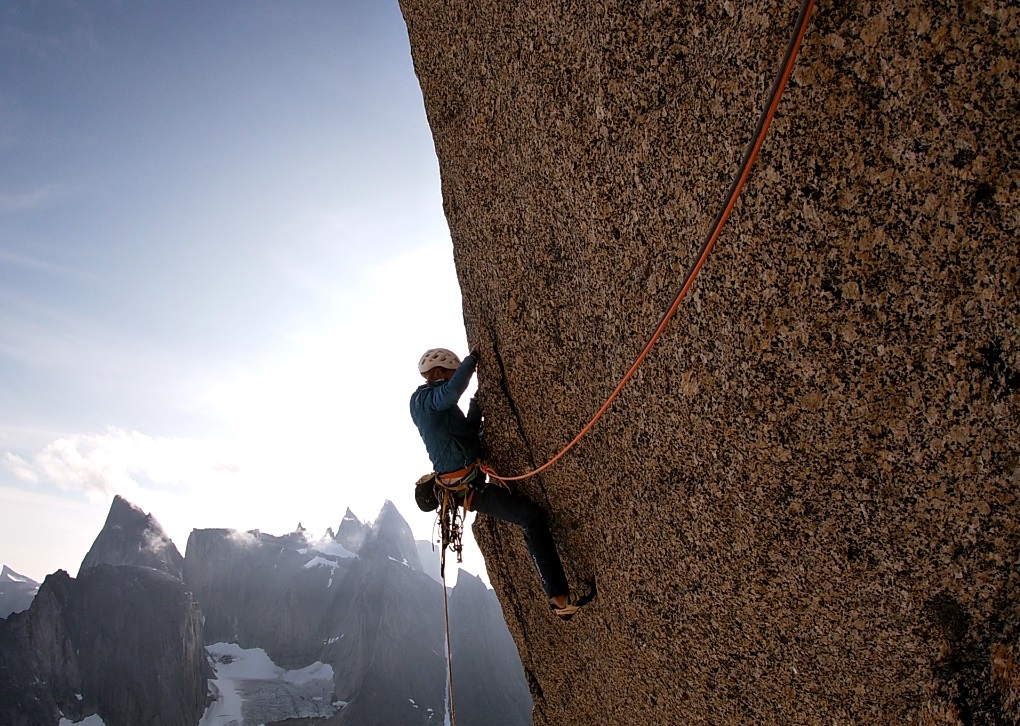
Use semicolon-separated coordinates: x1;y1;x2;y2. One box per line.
438;487;466;577
434;466;481;576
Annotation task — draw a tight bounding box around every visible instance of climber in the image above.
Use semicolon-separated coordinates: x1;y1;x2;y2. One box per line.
410;347;595;621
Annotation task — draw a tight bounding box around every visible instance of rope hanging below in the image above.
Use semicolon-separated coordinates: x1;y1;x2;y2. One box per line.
436;488;465;725
441;560;458;726
482;0;816;485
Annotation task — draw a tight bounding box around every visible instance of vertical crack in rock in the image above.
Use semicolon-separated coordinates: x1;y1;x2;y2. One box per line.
489;330;552;506
524;666;547;713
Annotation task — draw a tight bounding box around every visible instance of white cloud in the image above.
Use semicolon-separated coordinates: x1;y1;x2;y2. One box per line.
7;428;239;500
227;529;261;548
4;452;39;482
142;526;171;555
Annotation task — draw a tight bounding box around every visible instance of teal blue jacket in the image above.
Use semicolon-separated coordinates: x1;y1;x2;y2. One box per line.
410;354;481;474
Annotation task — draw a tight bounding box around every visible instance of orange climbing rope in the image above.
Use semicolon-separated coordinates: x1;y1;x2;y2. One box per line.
482;0;816;484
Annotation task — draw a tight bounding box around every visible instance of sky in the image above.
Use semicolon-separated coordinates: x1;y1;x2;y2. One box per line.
0;0;488;585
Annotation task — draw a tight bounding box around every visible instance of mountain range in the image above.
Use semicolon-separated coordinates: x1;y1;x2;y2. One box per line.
1;495;532;726
0;566;39;619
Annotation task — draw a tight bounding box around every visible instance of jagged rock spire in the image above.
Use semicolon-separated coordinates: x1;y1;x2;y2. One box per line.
359;501;424;572
78;495;184;579
336;508;368;554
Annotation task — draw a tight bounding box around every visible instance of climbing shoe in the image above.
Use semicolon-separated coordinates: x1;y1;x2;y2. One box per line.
550;580;596;622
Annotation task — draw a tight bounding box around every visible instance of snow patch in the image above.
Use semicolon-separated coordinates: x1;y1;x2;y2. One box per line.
284;660;334;685
199;643;337;726
198;676;240;726
303;556;342;571
59;717;106;726
205;642;282;680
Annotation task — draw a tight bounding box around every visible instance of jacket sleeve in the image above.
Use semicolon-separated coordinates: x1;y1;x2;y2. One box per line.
424;354;478;413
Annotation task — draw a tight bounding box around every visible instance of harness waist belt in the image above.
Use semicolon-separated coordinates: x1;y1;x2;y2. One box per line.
438;464;475;486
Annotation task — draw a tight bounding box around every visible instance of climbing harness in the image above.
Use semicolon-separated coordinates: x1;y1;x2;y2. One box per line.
482;0;816;486
430;464;482;572
415;465;482;559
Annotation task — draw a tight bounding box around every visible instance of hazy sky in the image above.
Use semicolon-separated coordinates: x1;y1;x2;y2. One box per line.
0;0;487;583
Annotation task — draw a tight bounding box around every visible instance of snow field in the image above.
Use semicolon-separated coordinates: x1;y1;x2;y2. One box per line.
198;642;337;726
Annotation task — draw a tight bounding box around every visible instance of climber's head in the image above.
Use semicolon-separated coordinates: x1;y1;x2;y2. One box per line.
418;348;460;381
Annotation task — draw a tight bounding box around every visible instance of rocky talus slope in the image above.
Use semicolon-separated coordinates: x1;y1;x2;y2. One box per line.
398;1;1019;723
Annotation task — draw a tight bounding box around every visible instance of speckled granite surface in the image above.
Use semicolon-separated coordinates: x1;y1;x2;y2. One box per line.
398;1;1019;723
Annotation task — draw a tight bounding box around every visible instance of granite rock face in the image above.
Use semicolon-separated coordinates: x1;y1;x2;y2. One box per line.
184;526;358;669
324;560;533;726
448;572;533;726
322;547;447;725
338;507;371;554
79;494;185;579
359;500;425;570
186;503;533;725
398;1;1019;723
0;566;210;726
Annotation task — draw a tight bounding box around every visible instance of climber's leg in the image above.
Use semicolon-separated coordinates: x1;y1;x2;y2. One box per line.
470;483;569;599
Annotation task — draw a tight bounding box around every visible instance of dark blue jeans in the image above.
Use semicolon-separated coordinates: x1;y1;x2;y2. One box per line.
469;481;569;599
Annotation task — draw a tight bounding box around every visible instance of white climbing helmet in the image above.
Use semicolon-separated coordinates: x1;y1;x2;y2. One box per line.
418;348;461;375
